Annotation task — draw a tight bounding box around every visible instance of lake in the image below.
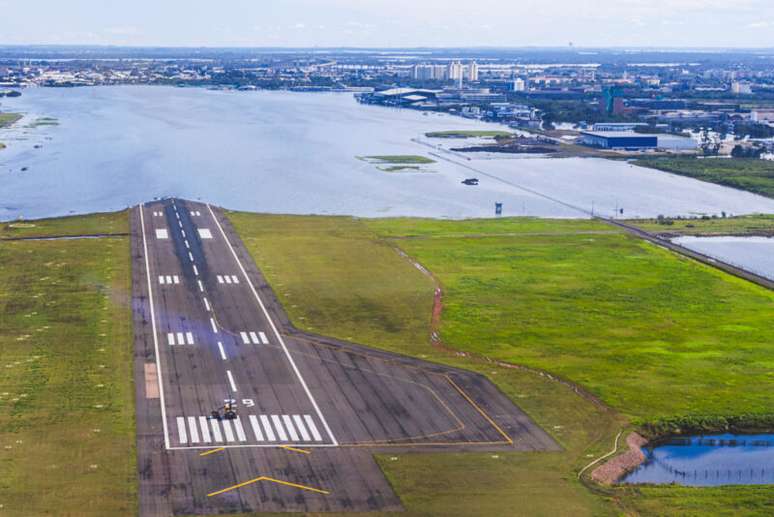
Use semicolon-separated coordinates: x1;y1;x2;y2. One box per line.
2;86;774;221
624;433;774;486
673;236;774;280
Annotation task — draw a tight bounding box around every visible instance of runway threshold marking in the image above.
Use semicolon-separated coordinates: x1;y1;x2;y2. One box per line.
207;476;329;497
200;447;225;457
281;445;311;455
206;203;338;446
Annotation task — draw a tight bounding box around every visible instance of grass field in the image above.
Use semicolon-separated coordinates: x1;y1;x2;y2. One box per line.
0;213;135;516
628;214;774;236
425;130;512;138
360;155;436;164
1;210;129;238
230;212;774;516
634;157;774;198
0;113;22;128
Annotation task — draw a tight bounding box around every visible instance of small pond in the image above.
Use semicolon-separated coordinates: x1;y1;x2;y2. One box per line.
624;433;774;486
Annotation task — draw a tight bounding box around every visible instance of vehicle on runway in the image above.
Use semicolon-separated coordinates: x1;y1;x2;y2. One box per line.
210;400;238;421
461;178;479;185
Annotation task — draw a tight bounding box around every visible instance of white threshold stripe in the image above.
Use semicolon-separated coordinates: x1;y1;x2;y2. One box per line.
304;415;323;441
233;417;247;442
249;331;259;344
232;275;240;284
176;417;187;444
217;341;227;360
283;415;300;441
225;275;232;284
176;332;184;344
271;415;288;441
239;331;249;344
217;275;224;283
167;333;174;345
260;415;276;441
210;419;223;442
207;203;338;445
186;332;194;345
293;415;311;441
188;416;200;443
165;275;172;284
222;419;235;442
258;331;268;344
249;415;264;441
226;370;238;392
203;297;211;312
199;416;212;443
173;275;179;284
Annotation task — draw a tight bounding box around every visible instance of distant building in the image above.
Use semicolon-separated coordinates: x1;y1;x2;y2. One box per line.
751;110;774;124
512;77;527;92
579;131;657;149
591;122;649;132
731;81;753;95
448;61;464;81
466;61;479;82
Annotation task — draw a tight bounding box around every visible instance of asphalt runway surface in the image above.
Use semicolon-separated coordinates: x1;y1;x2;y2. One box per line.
131;199;558;515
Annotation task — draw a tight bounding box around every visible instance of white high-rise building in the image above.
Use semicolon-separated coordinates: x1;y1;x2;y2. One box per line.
466;61;479;82
448;61;464;81
513;77;527;92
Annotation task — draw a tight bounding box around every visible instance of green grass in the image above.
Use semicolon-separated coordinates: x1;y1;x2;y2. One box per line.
0;113;22;128
634;157;774;199
628;214;774;236
361;155;436;164
1;210;129;239
425;130;512;139
0;212;135;516
227;211;623;516
373;218;774;420
229;212;774;516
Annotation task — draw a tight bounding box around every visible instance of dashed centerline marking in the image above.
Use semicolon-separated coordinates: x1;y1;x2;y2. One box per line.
203;297;211;312
217;341;227;360
210;317;218;333
197;280;204;292
226;370;238;392
192;265;199;276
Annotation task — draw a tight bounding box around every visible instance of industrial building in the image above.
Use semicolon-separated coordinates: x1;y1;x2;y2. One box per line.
579;131;657;149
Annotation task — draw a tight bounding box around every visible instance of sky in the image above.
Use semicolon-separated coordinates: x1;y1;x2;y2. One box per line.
1;0;773;48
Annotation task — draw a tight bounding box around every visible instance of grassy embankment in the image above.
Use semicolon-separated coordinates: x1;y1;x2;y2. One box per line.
359;155;437;173
425;130;512;138
634;157;774;199
0;113;22;150
229;212;774;516
0;211;136;516
629;214;774;237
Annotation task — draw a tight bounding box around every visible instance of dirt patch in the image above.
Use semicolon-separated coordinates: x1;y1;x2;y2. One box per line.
591;432;647;484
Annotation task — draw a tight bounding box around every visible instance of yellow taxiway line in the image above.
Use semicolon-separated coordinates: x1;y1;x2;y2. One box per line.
199;447;225;457
281;445;311;455
207;476;329;497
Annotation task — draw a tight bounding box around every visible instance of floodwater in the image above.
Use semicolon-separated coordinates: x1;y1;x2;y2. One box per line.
624;433;774;486
2;86;774;221
673;236;774;280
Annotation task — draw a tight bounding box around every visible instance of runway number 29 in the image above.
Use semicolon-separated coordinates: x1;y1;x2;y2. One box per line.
223;398;255;407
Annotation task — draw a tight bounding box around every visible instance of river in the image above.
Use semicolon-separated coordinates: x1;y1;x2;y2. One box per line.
2;86;773;221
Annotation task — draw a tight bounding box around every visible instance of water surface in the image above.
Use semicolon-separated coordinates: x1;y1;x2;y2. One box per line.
2;86;773;221
673;236;774;280
624;433;774;486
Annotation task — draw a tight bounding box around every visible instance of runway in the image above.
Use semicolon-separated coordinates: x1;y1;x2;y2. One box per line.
131;199;558;515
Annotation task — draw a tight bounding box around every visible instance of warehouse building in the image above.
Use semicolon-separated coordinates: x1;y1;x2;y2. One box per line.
579;131;658;149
